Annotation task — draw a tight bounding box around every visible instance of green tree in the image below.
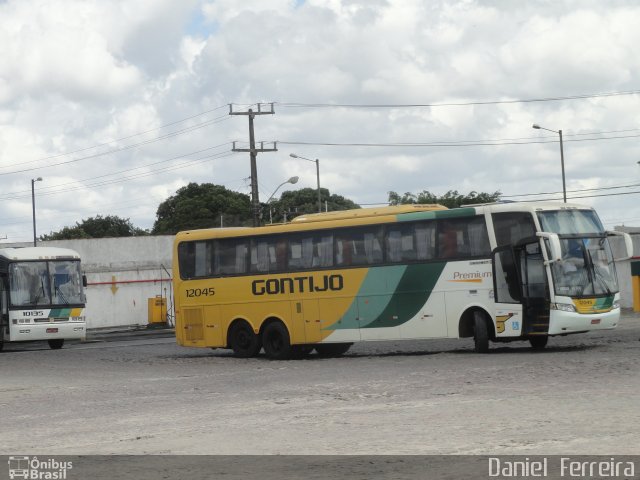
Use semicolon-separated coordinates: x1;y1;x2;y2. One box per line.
152;183;252;234
266;187;360;223
387;189;501;208
41;215;147;240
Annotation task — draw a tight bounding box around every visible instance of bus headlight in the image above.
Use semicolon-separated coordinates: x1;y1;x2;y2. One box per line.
551;303;576;313
71;316;85;322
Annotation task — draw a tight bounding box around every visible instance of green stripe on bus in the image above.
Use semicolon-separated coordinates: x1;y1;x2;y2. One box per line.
328;266;406;330
363;262;447;329
49;308;72;317
327;262;447;331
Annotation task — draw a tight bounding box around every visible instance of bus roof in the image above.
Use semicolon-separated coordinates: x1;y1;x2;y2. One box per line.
0;247;81;261
174;201;597;242
291;204;447;223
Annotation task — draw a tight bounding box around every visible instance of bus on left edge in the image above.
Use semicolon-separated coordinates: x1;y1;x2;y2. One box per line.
0;247;87;351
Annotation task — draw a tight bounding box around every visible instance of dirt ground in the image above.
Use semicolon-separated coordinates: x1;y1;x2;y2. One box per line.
1;311;639;456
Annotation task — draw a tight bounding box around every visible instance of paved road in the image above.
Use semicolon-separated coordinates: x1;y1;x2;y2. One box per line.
1;312;639;455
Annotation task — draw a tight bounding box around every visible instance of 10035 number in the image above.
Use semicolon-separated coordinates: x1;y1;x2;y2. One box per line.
185;287;215;298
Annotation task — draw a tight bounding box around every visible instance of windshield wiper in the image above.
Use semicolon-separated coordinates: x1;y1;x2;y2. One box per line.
55;285;69;305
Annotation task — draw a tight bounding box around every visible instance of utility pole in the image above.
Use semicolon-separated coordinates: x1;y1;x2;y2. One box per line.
230;103;277;226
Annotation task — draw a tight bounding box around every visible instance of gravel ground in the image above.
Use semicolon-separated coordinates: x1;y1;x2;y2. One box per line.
1;311;639;456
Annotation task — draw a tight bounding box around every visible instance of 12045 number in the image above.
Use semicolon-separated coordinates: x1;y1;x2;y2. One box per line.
185;287;215;298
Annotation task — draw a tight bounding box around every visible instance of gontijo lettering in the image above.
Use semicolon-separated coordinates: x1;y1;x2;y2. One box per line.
252;274;343;295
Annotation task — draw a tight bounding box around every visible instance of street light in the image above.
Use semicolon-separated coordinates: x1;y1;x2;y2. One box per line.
532;124;566;203
31;177;43;246
289;153;322;213
265;176;299;224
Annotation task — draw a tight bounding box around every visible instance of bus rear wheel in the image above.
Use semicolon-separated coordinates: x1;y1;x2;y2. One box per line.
529;336;548;351
315;343;352;357
228;322;261;358
48;339;64;350
262;322;292;360
473;311;489;353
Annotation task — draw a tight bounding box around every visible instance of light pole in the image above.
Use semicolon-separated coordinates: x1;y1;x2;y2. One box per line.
265;176;299;224
31;177;43;246
532;124;566;203
289;153;322;213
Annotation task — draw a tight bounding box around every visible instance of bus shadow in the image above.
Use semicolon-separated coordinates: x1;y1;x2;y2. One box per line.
164;342;600;361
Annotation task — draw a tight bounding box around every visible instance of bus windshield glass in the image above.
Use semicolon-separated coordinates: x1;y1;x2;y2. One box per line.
537;209;604;234
551;237;618;297
9;260;84;307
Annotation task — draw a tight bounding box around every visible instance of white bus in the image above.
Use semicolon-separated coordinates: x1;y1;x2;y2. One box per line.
173;201;632;359
0;247;87;351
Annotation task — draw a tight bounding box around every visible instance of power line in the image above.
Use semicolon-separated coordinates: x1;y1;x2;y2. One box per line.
276;89;640;109
0;115;231;176
278;132;640;148
8;104;230;169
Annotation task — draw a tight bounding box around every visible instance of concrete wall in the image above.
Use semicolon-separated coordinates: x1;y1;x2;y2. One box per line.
608;234;640;309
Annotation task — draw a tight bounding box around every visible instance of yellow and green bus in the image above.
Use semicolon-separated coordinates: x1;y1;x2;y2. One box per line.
172;202;631;359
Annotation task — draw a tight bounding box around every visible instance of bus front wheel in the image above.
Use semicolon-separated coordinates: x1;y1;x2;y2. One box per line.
473;311;489;353
262;322;292;360
48;339;64;350
228;322;261;358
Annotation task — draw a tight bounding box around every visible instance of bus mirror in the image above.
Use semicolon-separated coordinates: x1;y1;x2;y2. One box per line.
607;231;633;261
536;232;562;264
82;274;88;287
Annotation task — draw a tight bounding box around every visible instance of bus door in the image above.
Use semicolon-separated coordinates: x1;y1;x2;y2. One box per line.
492;241;551;338
492;246;524;337
516;241;550;336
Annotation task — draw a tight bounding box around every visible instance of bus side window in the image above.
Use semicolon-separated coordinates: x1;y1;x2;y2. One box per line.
217;239;248;275
387;223;417;263
439;222;458;258
415;221;436;260
178;242;196;279
315;235;333;267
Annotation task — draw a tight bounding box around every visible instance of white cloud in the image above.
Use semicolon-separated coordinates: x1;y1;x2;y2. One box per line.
1;0;640;241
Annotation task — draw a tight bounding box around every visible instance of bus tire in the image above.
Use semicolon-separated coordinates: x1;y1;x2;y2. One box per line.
473;311;489;353
228;321;261;358
315;343;352;357
262;322;292;360
48;339;64;350
529;336;548;351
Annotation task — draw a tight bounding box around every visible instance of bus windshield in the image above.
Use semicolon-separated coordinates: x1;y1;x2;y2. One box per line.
537;209;604;234
9;260;85;307
550;237;618;297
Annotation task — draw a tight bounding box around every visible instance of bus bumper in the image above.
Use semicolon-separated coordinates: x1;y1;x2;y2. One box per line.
548;309;620;335
9;323;86;342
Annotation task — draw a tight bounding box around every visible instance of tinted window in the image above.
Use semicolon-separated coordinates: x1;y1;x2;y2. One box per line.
288;233;334;270
336;227;384;266
438;217;490;259
387;221;436;263
215;239;248;275
492;212;537;247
